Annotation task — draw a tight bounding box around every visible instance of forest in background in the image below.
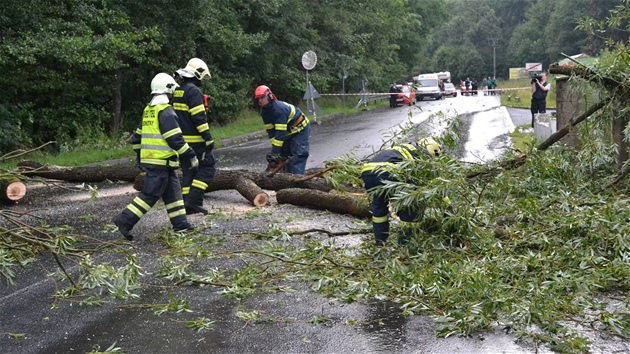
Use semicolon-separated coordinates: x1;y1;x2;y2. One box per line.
0;0;626;153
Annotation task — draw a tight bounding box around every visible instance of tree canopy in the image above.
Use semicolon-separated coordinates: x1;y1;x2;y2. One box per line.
0;0;626;153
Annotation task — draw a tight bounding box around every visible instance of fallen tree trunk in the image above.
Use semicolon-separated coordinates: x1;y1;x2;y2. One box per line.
132;169;338;194
16;161;356;209
276;188;370;218
18;159;139;182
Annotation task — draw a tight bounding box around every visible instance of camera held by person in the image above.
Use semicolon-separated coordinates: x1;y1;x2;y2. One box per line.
531;74;543;84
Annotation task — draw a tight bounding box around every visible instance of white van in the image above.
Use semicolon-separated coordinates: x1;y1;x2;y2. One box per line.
414;73;443;101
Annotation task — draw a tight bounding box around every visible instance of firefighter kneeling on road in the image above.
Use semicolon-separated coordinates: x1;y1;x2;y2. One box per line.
361;137;453;246
254;85;310;174
113;73;198;241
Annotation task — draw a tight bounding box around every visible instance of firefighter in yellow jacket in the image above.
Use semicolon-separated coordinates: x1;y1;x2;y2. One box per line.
113;73;199;241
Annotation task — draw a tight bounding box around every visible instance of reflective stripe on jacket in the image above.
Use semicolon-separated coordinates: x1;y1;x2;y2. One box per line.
172;80;214;146
139;103;193;167
361;144;419;174
261;100;307;154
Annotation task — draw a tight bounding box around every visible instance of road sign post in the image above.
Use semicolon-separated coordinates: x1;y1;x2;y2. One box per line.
302;51;320;124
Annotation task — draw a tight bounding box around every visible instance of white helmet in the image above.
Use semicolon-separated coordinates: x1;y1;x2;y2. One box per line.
178;58;211;81
151;73;179;95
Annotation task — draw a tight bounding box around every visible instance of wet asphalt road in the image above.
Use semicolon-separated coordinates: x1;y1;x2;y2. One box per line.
216;94;514;171
0;96;550;354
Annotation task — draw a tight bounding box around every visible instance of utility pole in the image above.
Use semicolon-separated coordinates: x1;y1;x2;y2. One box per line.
488;36;501;78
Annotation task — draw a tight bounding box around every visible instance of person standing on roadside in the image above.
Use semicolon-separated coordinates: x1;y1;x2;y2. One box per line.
173;58;215;215
389;82;400;108
113;73;198;241
530;72;551;127
254;85;310;174
486;76;492;95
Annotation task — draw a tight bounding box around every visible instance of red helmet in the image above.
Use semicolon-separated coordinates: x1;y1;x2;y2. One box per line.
254;85;276;100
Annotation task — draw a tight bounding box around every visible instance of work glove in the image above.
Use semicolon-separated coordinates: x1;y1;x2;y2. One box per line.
189;156;199;172
202;141;214;161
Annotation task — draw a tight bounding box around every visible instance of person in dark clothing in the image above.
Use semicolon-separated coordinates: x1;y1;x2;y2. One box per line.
389;82;400;108
113;73;198;241
361;138;451;246
254;85;310;174
173;58;216;215
530;72;551;127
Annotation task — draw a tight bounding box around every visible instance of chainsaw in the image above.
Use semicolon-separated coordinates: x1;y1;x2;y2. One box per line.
265;154;293;176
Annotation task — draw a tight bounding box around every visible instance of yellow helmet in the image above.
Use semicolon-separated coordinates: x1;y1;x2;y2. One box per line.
417;137;441;157
179;58;211;81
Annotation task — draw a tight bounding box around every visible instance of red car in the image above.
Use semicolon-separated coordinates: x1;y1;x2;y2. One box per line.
395;84;416;106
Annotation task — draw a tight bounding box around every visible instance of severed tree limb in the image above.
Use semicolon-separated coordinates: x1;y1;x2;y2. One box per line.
466;154;528;179
549;61;623;92
536;98;609;150
469;98;609;179
294;167;337;183
287;228;372;237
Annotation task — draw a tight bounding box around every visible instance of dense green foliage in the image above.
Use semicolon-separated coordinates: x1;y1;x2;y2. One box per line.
0;0;445;153
2;0;625;154
422;0;626;83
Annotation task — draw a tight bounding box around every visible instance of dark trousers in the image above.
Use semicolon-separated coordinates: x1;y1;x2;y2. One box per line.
361;172;419;244
531;98;547;127
389;95;397;108
180;146;216;206
280;124;310;174
117;166;190;231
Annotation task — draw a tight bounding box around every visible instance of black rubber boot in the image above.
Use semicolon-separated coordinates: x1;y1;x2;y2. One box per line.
185;203;208;215
113;214;134;241
185;188;208;215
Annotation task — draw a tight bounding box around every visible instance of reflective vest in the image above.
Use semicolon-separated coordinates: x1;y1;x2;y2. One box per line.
140;104;178;165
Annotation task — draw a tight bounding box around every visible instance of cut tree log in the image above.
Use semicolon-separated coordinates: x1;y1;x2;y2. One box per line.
234;175;268;206
276;188;370;218
0;179;27;202
18;159;139;182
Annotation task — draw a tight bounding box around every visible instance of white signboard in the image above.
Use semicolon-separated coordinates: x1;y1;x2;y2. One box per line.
525;62;542;72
